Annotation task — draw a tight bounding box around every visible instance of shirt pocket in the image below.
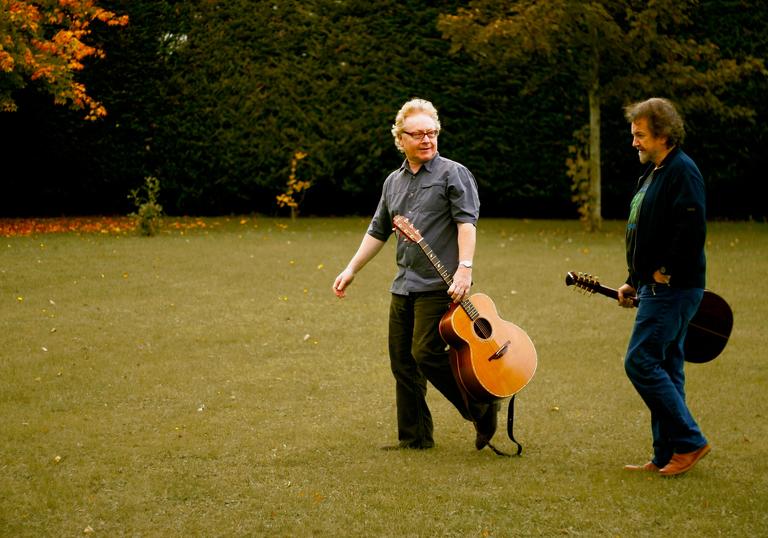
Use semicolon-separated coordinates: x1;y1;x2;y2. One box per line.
417;180;447;213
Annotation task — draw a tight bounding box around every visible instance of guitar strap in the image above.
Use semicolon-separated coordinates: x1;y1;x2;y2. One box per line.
506;394;523;456
482;395;523;457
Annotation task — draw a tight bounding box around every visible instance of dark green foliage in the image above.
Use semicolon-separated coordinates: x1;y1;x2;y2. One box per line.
0;0;765;218
175;0;581;216
685;0;768;219
151;0;557;216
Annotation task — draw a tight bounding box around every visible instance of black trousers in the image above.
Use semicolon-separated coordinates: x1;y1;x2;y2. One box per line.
388;291;489;447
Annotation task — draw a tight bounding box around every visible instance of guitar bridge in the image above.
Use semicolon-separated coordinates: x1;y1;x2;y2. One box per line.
489;340;511;361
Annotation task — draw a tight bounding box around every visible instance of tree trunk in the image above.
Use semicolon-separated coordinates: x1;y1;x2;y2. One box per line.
587;84;602;231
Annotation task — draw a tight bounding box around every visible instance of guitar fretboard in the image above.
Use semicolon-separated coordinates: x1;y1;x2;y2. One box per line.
417;238;479;321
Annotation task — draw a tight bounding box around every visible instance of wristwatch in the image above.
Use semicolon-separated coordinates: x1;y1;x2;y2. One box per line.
459;260;473;269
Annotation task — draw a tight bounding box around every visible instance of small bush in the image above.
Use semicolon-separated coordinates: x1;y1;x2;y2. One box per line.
276;151;310;220
128;175;163;236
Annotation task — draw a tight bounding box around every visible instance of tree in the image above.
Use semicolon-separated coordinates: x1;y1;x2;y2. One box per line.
2;1;765;218
438;0;767;230
0;0;128;120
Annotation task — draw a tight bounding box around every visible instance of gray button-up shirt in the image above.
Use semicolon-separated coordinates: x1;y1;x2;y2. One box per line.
367;153;480;295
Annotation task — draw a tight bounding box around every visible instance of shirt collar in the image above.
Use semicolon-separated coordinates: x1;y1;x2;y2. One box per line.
398;152;441;174
655;146;680;170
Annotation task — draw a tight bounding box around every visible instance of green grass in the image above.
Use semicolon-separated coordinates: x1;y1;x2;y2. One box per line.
2;217;766;537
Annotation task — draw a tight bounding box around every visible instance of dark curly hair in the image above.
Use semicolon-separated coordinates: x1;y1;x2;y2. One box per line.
624;97;685;148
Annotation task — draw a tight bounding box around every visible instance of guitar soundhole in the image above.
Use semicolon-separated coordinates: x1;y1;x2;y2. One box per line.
473;318;492;339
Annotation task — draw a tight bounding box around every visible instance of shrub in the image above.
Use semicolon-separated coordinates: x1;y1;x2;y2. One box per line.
128;175;163;236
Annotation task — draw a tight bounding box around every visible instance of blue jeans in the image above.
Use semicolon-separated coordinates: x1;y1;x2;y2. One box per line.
624;284;707;466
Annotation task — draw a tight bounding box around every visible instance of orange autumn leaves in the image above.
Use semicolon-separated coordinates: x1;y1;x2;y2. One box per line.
0;0;128;120
276;151;311;216
0;216;235;237
0;216;133;236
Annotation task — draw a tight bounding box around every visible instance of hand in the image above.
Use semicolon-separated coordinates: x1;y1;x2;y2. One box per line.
332;269;355;298
448;266;472;303
617;283;636;308
653;269;671;285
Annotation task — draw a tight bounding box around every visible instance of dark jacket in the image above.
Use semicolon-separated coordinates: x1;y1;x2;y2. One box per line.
627;147;706;289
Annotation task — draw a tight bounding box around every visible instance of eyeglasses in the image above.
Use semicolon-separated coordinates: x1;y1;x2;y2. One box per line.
402;130;439;141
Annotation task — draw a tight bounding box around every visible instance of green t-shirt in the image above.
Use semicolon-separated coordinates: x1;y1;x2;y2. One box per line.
626;172;654;276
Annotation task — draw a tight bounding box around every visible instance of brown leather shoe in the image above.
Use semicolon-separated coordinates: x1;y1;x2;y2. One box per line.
623;461;660;472
659;444;711;476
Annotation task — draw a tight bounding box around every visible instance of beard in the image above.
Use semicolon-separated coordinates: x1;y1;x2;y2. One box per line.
638;148;658;164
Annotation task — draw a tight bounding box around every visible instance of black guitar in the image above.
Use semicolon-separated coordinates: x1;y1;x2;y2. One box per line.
565;271;733;363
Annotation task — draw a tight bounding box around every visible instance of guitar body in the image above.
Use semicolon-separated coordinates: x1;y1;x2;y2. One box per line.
684;290;734;363
439;293;538;403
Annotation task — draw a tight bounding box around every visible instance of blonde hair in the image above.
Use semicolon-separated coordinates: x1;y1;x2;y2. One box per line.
391;98;441;153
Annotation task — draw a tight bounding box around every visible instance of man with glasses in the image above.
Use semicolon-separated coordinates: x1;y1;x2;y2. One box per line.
332;98;499;451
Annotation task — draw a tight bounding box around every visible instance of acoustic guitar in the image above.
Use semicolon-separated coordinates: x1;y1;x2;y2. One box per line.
565;271;733;363
393;216;537;402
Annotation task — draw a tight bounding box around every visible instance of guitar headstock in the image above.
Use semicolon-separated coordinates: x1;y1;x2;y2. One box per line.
392;215;422;243
565;271;600;295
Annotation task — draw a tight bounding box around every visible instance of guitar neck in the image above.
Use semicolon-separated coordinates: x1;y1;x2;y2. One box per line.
416;238;480;319
416;238;454;287
592;282;639;307
566;271;639;307
594;283;619;301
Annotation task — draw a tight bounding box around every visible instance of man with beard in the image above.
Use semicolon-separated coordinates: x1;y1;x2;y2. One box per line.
619;97;710;476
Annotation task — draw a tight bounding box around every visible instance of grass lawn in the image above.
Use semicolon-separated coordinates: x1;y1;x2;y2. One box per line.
1;216;766;536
